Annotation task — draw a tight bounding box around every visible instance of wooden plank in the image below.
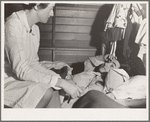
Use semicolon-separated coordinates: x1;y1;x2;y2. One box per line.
55;50;95;55
38;49;52;55
38;55;52;61
55;55;95;63
55;25;91;33
55;9;97;18
46;18;53;24
77;55;93;62
38;49;53;61
54;40;94;48
40;32;52;40
55;33;91;41
38;48;96;63
47;17;53;24
56;17;94;26
39;39;53;47
37;17;53;24
56;3;103;10
55;55;78;63
39;47;97;51
38;24;52;32
56;6;99;11
54;50;96;63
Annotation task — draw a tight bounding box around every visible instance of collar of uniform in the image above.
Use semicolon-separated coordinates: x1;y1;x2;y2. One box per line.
15;10;34;34
111;69;130;80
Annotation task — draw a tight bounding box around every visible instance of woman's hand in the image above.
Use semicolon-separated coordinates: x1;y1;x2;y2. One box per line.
56;78;83;99
104;54;117;62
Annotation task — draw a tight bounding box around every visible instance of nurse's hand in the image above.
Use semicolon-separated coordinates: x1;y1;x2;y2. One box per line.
56;78;83;99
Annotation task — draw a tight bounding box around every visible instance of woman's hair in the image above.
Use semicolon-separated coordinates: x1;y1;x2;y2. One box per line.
22;3;49;10
94;60;131;76
120;63;131;75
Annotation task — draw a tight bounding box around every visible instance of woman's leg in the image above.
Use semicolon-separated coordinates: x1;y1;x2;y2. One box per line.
36;88;53;108
72;90;127;108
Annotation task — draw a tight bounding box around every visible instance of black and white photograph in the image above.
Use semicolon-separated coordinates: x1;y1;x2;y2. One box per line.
1;0;149;121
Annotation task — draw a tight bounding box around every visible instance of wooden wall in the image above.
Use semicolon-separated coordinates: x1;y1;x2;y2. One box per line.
38;3;113;65
4;3;147;75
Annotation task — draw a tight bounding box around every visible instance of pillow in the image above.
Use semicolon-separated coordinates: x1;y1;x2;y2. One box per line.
103;69;129;93
112;75;147;99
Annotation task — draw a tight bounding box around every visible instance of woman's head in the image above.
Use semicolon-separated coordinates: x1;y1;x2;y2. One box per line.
23;3;55;23
23;3;51;10
98;59;120;73
36;3;55;23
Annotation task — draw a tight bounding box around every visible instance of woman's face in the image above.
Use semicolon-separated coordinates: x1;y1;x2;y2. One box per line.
99;59;120;73
37;3;55;23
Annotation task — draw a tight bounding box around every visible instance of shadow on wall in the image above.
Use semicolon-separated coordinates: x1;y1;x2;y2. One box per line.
116;21;146;76
90;4;114;55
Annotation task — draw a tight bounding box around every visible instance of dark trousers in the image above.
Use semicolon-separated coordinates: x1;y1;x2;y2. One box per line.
72;90;127;108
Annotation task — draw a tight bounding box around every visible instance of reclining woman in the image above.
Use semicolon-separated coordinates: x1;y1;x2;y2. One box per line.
62;54;147;108
4;3;82;108
61;54;123;107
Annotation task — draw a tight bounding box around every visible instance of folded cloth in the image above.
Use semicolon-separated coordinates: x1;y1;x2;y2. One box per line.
134;18;147;62
103;69;130;93
104;69;147;99
112;75;147;99
135;19;147;45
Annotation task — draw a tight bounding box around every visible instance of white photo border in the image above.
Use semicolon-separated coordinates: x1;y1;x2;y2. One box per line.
1;0;149;121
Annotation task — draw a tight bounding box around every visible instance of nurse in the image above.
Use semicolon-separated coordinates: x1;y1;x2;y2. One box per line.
4;3;82;108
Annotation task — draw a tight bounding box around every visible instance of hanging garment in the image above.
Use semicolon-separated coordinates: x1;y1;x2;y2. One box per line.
129;4;143;42
123;13;133;59
131;4;143;24
101;4;131;58
102;4;144;59
101;27;123;43
104;4;130;39
104;3;143;40
109;41;117;57
135;18;147;45
134;18;147;63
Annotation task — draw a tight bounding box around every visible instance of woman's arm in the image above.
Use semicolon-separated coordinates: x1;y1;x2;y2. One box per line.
84;55;105;71
5;19;60;89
